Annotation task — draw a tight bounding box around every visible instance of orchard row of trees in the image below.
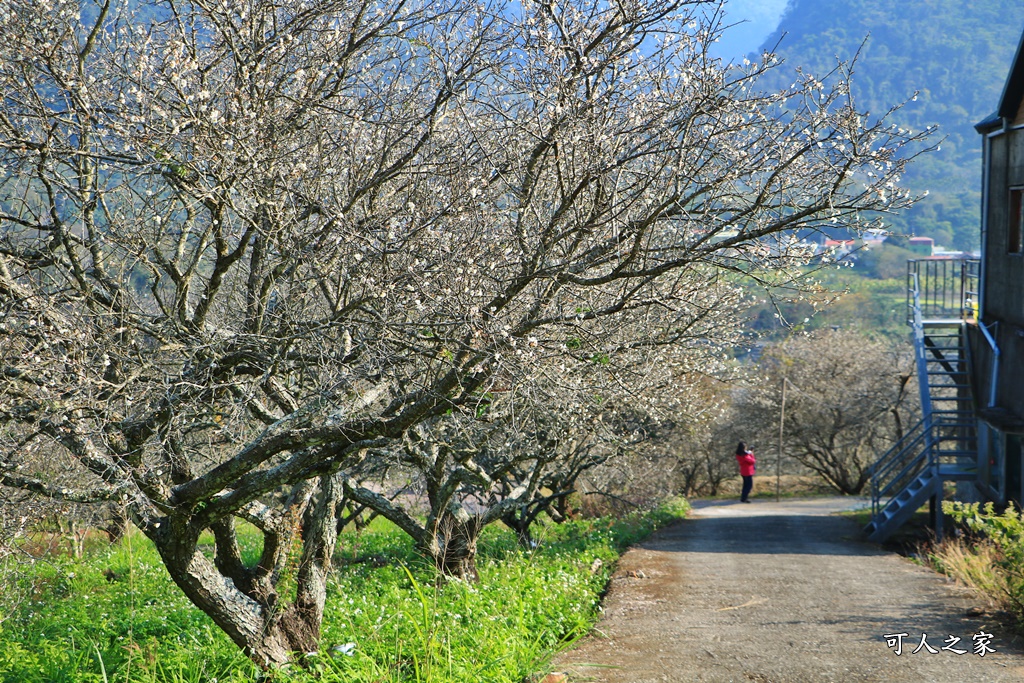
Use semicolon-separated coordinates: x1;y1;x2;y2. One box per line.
590;328;918;503
0;0;930;668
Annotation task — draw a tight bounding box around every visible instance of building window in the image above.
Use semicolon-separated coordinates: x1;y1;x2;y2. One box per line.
1011;188;1024;253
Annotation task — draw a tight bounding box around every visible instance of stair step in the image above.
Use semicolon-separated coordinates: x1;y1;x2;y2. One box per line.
866;473;940;543
937;469;977;480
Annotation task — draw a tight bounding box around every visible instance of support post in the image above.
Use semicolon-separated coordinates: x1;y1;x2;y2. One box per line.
777;377;786;503
930;491;944;542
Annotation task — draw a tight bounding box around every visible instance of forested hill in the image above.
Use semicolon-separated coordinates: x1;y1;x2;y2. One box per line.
753;0;1024;250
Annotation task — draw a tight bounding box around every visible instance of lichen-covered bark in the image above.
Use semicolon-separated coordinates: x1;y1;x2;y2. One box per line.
151;521;293;666
429;511;483;582
149;476;343;667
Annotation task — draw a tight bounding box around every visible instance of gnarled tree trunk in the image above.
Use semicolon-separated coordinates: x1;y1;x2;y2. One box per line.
429;511;482;582
148;474;343;667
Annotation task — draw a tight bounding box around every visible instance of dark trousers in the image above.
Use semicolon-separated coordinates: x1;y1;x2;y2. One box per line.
741;475;753;502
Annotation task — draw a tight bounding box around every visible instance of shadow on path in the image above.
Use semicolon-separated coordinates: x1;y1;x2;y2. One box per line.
557;496;1024;683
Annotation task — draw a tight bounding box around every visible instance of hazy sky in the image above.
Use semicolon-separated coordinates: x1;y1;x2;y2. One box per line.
709;0;791;62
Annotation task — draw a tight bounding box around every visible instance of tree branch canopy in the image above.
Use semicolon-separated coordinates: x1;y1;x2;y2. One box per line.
0;0;932;666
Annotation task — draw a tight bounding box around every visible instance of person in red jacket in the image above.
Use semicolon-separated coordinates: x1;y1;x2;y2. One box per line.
736;442;756;503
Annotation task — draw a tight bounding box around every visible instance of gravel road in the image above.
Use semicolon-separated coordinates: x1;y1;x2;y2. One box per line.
556;497;1024;682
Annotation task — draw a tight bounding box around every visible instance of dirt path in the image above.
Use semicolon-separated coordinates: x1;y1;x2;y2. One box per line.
557;497;1024;682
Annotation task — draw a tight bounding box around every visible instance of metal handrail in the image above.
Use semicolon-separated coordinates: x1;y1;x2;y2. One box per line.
869;411;974;517
869;259;981;533
868;418;928;480
975;319;1000;409
868;272;936;519
906;258;980;322
869;417;932;517
910;272;933;423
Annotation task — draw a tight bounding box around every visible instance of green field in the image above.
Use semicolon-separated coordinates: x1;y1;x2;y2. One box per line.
742;261;910;341
0;500;689;683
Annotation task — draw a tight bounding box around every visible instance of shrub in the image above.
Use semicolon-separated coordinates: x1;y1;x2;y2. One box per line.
942;501;1024;620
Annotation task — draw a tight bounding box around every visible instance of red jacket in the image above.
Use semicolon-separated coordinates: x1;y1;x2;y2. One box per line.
736;451;756;477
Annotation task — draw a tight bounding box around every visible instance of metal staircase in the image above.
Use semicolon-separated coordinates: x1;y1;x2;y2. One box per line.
864;260;979;543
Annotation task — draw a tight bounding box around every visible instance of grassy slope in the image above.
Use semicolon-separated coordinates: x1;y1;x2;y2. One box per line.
743;265;908;342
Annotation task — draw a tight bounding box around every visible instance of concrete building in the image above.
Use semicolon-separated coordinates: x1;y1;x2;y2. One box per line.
970;27;1024;506
864;28;1024;541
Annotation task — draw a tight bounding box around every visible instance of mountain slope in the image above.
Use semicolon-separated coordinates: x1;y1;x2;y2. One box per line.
754;0;1024;249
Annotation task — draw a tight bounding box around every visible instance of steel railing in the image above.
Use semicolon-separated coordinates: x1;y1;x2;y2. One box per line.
906;258;979;323
868;416;932;517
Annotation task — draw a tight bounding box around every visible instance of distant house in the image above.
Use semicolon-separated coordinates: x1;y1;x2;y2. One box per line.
864;28;1024;541
823;238;856;258
907;236;935;255
931;246;978;260
861;228;889;248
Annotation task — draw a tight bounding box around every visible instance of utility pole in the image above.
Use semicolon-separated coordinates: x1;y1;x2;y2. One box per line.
777;376;786;502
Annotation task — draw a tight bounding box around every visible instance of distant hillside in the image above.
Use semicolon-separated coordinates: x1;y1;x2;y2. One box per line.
754;0;1024;249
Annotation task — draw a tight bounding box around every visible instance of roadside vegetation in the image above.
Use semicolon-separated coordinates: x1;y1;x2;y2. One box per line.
0;499;688;683
925;502;1024;630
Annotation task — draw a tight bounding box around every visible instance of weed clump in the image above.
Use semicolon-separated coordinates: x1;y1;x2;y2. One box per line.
930;501;1024;624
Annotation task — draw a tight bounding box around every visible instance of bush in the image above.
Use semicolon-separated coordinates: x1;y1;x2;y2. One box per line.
941;501;1024;621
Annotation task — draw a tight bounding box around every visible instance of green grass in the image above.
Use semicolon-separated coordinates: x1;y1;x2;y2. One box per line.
0;498;688;683
742;266;911;340
836;507;873;528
